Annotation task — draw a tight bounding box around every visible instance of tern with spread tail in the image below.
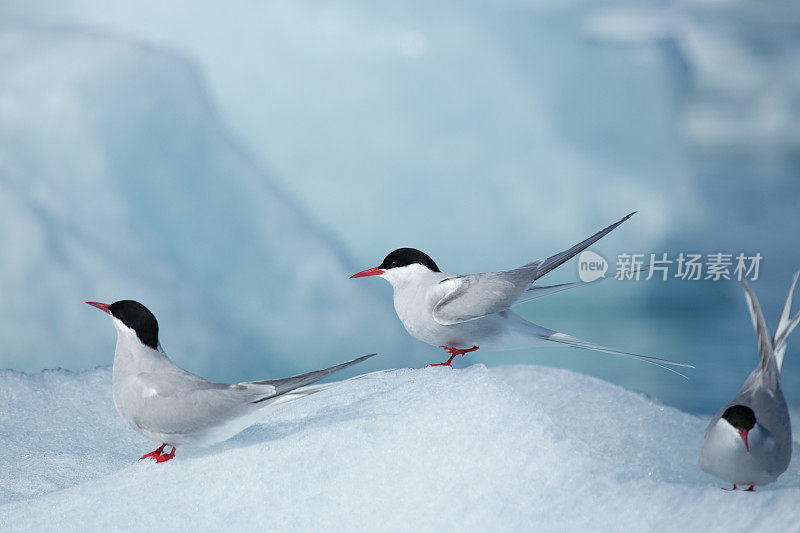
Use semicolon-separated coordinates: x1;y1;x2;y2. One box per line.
700;274;798;490
351;213;691;374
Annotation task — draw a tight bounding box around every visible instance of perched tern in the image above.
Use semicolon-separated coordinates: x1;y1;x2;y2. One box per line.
699;274;798;491
87;299;374;463
351;212;691;374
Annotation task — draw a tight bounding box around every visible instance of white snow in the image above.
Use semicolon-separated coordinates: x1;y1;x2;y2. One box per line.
1;364;798;531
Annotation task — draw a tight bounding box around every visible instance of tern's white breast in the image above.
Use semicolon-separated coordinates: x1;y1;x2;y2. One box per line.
699;420;778;486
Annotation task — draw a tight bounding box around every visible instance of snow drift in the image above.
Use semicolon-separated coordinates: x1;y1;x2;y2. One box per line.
1;365;798;531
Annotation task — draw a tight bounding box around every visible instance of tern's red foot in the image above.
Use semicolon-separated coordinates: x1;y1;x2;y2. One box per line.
155;446;176;463
140;444;167;461
140;444;175;463
722;484;738;491
428;355;457;368
744;485;755;492
442;345;480;357
428;345;479;367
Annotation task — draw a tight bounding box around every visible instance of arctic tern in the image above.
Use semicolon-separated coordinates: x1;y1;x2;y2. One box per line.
699;274;798;491
351;212;691;374
87;299;374;463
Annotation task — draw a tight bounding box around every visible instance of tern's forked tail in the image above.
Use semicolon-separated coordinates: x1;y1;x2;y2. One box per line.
542;332;694;379
743;272;800;374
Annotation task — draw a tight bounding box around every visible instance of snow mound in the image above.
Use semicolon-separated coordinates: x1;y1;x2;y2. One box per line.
1;365;798;531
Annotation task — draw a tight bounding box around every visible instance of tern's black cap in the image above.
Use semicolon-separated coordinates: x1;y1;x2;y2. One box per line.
108;300;159;350
722;405;756;432
378;248;440;272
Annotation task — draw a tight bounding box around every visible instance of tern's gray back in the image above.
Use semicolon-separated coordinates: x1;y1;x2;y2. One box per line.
113;342;374;444
731;370;790;436
432;264;541;325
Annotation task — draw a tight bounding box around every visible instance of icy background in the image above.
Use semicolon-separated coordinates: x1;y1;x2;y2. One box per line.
0;26;412;384
0;0;798;415
1;365;799;531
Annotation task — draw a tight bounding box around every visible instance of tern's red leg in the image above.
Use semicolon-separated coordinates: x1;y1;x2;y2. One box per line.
744;485;755;492
721;484;738;491
429;353;457;367
140;443;167;461
429;345;479;367
155;446;176;463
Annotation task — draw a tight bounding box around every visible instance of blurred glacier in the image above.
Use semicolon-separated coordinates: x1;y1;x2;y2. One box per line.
0;26;413;382
0;0;799;413
0;0;702;265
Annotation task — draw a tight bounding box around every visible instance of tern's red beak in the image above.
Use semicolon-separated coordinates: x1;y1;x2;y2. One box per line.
86;301;111;315
739;430;750;453
350;267;385;279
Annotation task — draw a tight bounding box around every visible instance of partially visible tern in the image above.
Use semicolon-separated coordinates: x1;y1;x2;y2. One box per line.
351;212;691;374
87;299;373;463
699;273;798;491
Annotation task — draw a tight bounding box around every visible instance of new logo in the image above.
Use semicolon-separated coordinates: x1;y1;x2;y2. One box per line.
578;250;608;282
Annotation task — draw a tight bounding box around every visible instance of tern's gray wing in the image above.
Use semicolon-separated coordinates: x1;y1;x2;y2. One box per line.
130;354;374;437
773;271;800;372
532;212;635;281
246;353;375;403
742;279;780;376
516;262;661;304
130;370;263;436
749;385;791;443
432;212;635;326
432;264;541;325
